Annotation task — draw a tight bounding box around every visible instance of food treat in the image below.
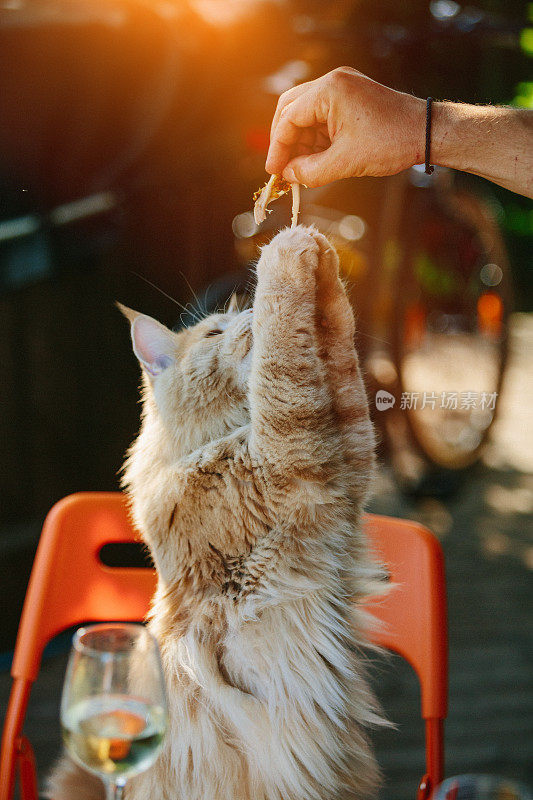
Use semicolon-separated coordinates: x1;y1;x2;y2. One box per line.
253;175;300;228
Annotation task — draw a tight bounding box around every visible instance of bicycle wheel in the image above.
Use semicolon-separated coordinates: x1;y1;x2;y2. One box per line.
391;176;512;475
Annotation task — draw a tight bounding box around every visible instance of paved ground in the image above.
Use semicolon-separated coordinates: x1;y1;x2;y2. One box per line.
1;315;532;799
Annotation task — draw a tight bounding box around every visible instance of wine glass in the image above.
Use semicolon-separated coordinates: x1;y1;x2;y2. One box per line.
432;774;533;799
60;623;167;800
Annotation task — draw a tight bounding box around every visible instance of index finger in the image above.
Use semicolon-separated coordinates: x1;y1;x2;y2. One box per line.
269;81;313;142
266;91;321;174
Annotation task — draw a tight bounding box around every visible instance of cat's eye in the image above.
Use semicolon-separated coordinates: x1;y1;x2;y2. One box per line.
204;328;222;338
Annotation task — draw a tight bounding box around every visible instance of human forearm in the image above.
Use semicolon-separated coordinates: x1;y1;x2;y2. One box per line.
431;102;533;198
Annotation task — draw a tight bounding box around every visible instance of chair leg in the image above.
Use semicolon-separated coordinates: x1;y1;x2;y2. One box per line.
425;717;444;787
0;678;33;800
17;736;38;800
419;717;444;799
417;773;432;799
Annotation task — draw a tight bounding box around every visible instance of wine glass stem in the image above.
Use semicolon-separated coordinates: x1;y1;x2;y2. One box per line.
105;778;126;800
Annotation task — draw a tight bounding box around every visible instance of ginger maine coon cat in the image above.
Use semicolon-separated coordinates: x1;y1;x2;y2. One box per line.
48;225;386;800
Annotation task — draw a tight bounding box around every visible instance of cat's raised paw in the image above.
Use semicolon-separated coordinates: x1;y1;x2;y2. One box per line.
266;224;321;256
257;225;337;288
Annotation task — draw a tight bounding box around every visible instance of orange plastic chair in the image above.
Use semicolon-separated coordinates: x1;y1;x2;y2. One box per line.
0;492;447;800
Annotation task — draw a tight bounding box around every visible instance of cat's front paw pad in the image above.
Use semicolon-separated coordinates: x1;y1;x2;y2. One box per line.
257;225;325;283
276;226;340;285
306;230;341;290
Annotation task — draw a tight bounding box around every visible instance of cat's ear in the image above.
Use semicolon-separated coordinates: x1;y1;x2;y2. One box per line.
117;303;175;376
227;292;239;313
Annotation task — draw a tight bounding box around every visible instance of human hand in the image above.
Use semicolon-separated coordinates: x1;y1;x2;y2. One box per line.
265;67;426;187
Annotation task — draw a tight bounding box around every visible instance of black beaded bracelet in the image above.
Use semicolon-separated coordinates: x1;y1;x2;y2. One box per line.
425;97;435;175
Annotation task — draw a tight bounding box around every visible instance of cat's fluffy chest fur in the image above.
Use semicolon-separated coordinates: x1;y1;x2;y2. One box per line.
48;226;385;800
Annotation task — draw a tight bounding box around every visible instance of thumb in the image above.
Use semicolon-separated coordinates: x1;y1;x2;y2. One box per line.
282;143;348;188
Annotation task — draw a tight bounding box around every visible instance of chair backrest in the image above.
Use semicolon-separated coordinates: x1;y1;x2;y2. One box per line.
10;493;156;684
1;492;447;800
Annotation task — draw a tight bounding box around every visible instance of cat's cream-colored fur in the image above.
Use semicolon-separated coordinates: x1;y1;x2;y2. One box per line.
48;226;386;800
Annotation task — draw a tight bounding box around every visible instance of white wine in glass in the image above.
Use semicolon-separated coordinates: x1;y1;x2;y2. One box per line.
433;774;532;799
61;623;167;800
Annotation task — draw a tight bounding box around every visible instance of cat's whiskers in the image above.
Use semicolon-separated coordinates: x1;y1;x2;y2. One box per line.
356;331;391;346
131;271;195;319
177;269;204;319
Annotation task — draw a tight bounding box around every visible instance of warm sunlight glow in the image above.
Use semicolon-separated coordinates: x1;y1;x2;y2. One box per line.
190;0;261;26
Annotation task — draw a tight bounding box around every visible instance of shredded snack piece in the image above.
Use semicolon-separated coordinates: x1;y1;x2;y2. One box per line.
253;175;300;228
290;183;300;229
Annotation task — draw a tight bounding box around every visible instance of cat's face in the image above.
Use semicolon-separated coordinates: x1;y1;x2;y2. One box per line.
119;302;253;455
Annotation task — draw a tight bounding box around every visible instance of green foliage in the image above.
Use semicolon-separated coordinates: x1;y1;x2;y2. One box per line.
519;27;533;55
512;81;533;107
502;204;533;235
414;253;458;297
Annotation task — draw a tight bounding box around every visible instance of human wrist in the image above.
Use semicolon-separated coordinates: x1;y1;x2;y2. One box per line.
430;101;473;171
403;94;427;169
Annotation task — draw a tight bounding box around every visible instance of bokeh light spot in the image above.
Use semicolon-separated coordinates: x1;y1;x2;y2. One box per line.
338;215;366;241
